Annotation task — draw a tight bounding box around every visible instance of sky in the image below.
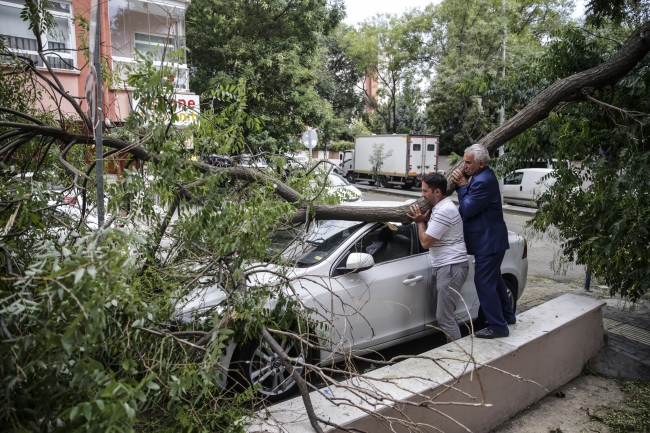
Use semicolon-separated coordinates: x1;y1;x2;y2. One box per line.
343;0;586;25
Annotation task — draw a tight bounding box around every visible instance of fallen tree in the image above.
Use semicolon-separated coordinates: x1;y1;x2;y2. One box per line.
2;6;649;431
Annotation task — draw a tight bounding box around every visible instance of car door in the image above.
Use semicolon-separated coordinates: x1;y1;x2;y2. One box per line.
503;171;524;205
328;223;428;353
417;225;480;327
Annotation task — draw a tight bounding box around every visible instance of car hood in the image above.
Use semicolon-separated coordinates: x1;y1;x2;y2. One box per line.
174;280;228;323
174;264;318;322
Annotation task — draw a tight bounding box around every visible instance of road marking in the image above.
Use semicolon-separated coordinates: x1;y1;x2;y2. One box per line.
603;318;650;346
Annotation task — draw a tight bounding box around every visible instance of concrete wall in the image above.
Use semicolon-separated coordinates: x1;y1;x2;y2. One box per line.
247;294;605;433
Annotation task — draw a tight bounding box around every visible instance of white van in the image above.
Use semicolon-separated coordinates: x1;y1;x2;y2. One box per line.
502;168;555;208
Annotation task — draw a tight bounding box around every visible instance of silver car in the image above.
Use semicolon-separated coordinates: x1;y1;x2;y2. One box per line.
176;200;528;401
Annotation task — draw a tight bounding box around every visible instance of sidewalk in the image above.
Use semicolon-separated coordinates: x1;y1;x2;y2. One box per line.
493;282;650;432
354;183;537;217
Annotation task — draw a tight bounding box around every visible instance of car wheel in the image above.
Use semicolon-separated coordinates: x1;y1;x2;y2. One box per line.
346;173;355;183
377;177;388;188
230;335;311;403
505;279;517;313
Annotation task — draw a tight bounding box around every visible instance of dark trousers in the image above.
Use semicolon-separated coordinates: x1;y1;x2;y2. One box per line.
474;251;515;334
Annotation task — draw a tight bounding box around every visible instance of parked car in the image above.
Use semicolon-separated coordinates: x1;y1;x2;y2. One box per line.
502;168;556;208
202;154;233;168
284;153;309;169
324;172;364;202
238;154;268;170
174;200;528;402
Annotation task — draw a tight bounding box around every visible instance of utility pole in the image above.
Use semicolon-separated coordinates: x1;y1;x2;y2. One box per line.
94;2;105;227
498;0;506;156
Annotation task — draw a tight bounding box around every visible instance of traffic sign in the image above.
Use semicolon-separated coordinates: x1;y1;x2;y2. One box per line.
301;129;318;151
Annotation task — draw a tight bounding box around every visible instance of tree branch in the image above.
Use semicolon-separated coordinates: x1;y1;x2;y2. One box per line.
260;327;324;433
445;19;650;194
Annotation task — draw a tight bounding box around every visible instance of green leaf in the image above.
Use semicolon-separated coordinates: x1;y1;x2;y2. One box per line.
74;267;85;284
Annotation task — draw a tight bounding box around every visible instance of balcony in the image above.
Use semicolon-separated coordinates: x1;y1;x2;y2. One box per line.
111;56;190;91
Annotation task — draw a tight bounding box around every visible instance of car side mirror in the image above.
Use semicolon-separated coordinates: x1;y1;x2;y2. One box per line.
346;253;375;273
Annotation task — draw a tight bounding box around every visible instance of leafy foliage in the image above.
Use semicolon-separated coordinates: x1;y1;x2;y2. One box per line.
419;0;571;154
0;15;345;429
589;379;650;432
495;20;650;301
186;0;345;150
368;143;393;181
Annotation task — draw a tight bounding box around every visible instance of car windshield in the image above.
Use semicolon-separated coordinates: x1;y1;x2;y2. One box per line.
328;173;350;187
268;220;366;268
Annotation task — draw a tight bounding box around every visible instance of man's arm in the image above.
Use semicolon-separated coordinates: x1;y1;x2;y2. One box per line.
407;204;437;249
415;221;437;249
457;178;492;218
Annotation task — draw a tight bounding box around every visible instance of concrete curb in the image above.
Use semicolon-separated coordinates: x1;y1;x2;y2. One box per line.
355;184;537;218
247;294;605;433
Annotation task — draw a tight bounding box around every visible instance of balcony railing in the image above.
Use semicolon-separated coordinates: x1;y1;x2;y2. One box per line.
111;56;190;91
1;34;75;70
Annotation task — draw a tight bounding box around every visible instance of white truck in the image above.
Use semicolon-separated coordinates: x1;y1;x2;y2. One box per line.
340;134;439;189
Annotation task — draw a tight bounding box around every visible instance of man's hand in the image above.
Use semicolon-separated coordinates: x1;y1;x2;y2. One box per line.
452;169;469;187
407;204;431;223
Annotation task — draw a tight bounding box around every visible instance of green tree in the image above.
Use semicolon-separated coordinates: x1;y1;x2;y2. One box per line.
369;143;393;182
416;0;571;154
186;0;344;151
314;24;366;142
345;13;423;134
494;11;650;301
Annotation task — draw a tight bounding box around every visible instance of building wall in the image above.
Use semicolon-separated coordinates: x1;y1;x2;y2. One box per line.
0;0;196;175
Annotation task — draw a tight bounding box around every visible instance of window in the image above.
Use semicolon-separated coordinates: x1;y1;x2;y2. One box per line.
504;172;524;185
349;224;414;265
412;143;421;151
0;0;75;70
134;32;177;62
427;144;435;151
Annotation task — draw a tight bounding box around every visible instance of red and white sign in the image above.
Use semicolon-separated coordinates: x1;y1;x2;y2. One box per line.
131;93;200;127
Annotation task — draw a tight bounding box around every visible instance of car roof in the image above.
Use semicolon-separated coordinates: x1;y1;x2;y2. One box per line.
515;168;553;173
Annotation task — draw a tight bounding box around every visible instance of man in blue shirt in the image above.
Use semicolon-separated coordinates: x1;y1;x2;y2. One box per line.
451;144;516;339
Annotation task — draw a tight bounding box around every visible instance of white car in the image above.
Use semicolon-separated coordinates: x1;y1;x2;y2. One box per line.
238;154;268;170
175;201;528;402
325;172;363;202
502;168;556;208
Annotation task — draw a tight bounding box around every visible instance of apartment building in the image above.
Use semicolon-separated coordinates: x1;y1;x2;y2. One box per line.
0;0;197;126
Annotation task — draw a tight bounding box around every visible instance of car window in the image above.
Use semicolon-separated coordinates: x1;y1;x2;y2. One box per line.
349;223;414;265
427;144;435;151
412;143;421;151
504;172;524;185
328;173;350;187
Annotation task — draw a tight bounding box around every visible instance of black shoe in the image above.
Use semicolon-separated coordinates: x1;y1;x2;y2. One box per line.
474;328;509;339
507;317;516;325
